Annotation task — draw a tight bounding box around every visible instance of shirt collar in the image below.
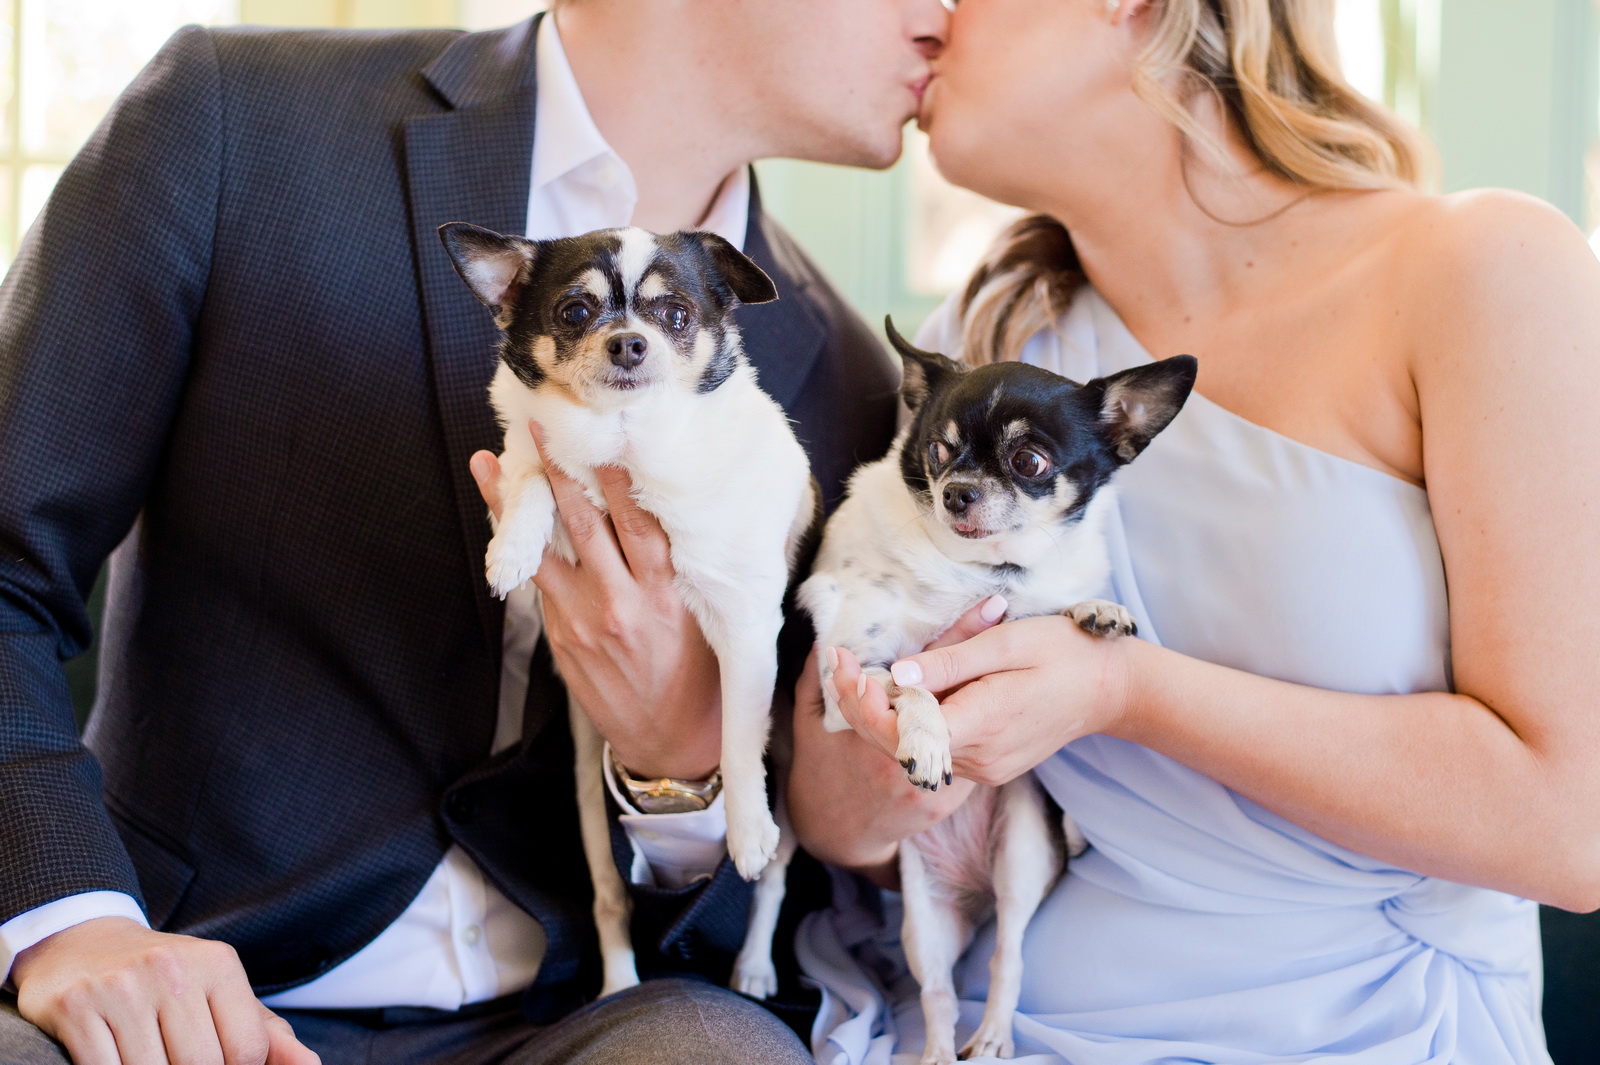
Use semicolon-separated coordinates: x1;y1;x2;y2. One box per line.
531;16;749;250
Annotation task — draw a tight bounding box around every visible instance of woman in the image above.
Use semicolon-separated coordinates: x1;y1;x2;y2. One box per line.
788;0;1600;1061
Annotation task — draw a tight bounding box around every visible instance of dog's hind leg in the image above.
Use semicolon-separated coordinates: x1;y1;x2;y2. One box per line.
569;697;640;998
730;794;798;998
960;777;1063;1061
693;592;784;881
901;836;978;1065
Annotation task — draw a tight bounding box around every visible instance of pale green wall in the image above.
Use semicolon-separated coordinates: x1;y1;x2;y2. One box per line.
755;147;943;340
1432;0;1598;221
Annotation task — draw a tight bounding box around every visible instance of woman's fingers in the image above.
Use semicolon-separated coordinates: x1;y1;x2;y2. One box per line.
830;648;902;761
890;621;1019;695
924;595;1008;651
468;450;502;522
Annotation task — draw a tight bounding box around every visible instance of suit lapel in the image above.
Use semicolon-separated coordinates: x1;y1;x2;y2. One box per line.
405;15;543;657
737;175;827;412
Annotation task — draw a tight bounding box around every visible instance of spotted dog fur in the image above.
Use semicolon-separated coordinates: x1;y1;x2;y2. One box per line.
440;223;815;1001
798;319;1195;1064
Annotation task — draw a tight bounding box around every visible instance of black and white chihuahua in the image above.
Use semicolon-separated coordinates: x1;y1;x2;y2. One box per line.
798;321;1195;1064
439;223;814;999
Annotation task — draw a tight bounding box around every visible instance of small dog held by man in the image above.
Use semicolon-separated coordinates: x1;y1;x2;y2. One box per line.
439;222;814;1000
799;320;1196;1064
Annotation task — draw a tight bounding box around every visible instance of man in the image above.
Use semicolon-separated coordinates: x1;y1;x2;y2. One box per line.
0;0;947;1061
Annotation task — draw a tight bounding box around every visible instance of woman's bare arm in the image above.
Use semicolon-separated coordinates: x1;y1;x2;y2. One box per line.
832;194;1600;911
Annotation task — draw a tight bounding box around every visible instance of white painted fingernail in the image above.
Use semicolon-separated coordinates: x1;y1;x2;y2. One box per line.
825;646;839;671
891;660;923;687
980;595;1008;623
822;676;840;704
856;672;869;699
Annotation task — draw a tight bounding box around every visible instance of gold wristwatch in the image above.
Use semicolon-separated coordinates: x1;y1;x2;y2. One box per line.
610;750;723;814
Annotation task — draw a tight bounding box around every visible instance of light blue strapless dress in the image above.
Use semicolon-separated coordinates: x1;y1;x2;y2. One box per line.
796;288;1550;1065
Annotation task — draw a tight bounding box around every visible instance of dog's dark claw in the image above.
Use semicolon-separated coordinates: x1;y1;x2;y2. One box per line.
944;772;953;786
905;758;916;774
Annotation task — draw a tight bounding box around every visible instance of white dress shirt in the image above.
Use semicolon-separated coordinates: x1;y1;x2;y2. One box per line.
1;15;747;1004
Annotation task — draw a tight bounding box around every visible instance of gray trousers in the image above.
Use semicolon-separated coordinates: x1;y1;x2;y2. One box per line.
0;979;813;1065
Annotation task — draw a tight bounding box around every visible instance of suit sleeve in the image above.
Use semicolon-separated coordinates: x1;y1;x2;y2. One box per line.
0;25;221;923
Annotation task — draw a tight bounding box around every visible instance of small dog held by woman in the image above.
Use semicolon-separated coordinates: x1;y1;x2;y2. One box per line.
799;321;1195;1064
439;222;814;999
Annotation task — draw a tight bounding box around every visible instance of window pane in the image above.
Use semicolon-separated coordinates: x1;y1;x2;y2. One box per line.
0;3;13;156
0;167;14;268
20;161;61;240
1336;0;1386;102
21;0;237;160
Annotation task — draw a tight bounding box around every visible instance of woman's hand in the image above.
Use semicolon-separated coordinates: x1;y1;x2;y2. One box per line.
469;423;721;781
787;598;1008;886
829;613;1136;789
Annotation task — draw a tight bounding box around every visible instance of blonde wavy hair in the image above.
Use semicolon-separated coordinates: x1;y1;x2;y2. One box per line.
957;0;1434;365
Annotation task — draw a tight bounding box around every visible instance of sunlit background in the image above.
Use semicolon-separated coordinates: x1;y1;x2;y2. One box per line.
4;0;1598;334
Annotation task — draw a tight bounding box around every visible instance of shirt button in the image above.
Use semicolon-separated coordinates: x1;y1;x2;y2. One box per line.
462;924;483;947
598;161;620;187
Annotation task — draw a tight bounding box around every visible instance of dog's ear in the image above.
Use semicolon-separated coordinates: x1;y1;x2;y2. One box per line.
688;232;779;306
439;222;538;326
1087;354;1198;463
886;316;963;412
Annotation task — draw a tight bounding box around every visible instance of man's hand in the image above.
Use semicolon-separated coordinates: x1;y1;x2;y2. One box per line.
12;917;318;1065
787;598;1007;887
469;422;722;781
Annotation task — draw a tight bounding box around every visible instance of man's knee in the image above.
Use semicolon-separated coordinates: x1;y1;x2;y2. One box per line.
0;999;70;1065
529;978;812;1065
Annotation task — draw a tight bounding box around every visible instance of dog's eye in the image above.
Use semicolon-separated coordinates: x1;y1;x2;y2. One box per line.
1010;448;1051;478
928;441;950;467
558;301;592;327
663;305;690;332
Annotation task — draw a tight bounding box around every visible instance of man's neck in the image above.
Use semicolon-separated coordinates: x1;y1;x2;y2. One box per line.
554;4;762;234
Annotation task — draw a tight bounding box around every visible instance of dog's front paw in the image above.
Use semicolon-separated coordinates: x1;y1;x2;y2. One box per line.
959;1023;1015;1060
730;951;779;999
1063;599;1137;638
894;690;953;791
485;529;547;598
727;805;780;881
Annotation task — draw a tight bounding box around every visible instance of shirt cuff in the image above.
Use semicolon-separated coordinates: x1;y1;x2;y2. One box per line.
603;742;728;890
1;891;149;990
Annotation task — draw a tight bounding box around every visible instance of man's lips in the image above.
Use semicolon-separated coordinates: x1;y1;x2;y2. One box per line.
910;74;932;104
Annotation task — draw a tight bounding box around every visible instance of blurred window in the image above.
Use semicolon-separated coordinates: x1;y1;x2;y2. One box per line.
0;0;238;266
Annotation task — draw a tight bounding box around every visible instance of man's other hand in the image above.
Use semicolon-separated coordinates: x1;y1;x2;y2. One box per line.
469;422;722;781
12;917;319;1065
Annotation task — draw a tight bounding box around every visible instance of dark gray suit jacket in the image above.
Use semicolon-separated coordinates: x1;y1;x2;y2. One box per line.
0;15;898;1009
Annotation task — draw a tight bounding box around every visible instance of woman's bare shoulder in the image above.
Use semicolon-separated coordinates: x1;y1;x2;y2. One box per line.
1370;189;1600;373
1381;189;1595;308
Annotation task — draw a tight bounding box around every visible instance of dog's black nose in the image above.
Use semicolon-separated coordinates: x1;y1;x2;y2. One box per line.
607;333;648;369
943;483;981;514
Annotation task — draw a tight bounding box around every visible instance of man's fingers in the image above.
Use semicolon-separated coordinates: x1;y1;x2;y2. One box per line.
924;595;1008;652
594;465;672;580
831;648;901;760
261;1008;320;1065
468;450;503;522
889;623;1016;696
208;974;274;1065
54;1015;120;1065
106;1006;168;1065
158;978;231;1065
528;422;628;580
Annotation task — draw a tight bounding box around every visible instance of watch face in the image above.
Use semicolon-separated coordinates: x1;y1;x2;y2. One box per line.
636;792;709;815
